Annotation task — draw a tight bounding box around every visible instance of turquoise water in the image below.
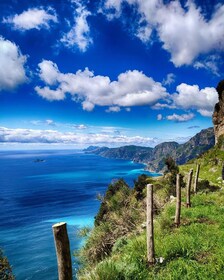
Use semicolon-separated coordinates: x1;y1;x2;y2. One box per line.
0;150;160;279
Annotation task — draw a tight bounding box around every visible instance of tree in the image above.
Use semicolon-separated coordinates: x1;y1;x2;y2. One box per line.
164;157;185;195
133;174;149;200
165;157;179;174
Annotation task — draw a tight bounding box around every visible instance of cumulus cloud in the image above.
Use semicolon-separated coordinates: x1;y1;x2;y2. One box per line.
3;7;58;30
0;37;28;91
37;60;59;85
35;86;65;101
172;83;218;117
0;126;158;147
35;59;168;110
60;2;92;52
166;113;195;122
102;0;224;67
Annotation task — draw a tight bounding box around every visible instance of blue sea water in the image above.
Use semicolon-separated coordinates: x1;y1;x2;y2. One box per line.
0;150;160;280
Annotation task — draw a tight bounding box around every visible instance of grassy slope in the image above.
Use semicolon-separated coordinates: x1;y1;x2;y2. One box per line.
179;137;224;186
77;144;224;280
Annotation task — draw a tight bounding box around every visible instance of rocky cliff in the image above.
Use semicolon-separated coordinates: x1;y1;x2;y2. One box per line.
213;80;224;143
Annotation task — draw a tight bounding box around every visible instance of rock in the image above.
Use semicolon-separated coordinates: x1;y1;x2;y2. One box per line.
156;257;165;264
213;80;224;144
141;222;146;229
170;195;176;203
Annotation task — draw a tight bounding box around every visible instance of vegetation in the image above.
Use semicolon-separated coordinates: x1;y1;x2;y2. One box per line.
0;249;14;280
76;147;224;280
179;135;224;186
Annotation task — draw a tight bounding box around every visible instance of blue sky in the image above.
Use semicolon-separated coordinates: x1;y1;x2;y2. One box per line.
0;0;223;149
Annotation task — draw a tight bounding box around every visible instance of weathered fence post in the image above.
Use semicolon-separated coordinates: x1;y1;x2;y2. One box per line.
52;222;72;280
186;169;193;208
146;184;155;265
193;164;200;194
175;174;181;227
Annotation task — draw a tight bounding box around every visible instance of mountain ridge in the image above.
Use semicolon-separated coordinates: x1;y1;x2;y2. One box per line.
84;127;215;172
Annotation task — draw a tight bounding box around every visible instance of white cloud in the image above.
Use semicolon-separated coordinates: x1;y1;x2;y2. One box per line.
102;0;224;67
30;119;56;126
194;55;221;76
0;126;158;147
152;103;176;110
166;113;195;122
197;109;214;117
36;59;168;110
60;3;92;52
106;106;121;113
73;124;87;130
4;7;58;30
172;83;218;117
35;86;65;101
101;0;123;19
163;73;176;86
0;37;28;91
37;60;59;85
135;23;152;43
157;114;163;121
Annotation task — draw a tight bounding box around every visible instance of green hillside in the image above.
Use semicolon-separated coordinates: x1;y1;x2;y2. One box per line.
180;136;224;186
77;142;224;280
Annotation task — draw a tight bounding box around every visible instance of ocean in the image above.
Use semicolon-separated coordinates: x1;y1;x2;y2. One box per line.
0;150;160;280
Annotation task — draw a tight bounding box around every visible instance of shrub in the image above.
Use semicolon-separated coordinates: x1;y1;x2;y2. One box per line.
78;179;144;265
95;179;130;226
133;174;153;200
197;180;220;192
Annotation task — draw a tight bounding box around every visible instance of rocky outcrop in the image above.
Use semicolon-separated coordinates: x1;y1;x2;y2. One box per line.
212;80;224;143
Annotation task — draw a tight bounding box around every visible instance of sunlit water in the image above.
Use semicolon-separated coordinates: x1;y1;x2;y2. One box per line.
0;150;160;280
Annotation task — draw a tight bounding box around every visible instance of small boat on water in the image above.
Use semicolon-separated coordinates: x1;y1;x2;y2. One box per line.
34;159;45;163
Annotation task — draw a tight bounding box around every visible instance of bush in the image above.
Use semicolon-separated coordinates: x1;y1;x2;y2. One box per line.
77;179;144;265
133;174;153;200
197;180;220;192
95;179;130;226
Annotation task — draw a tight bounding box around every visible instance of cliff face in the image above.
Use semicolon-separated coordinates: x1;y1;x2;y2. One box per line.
212;80;224;143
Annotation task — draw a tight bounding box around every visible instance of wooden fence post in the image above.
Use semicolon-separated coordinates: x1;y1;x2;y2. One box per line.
175;174;181;227
186;169;193;208
193;164;200;194
52;222;72;280
146;184;155;265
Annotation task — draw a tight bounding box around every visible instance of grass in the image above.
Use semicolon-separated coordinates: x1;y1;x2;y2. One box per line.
77;144;224;280
179;137;224;186
78;190;224;279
